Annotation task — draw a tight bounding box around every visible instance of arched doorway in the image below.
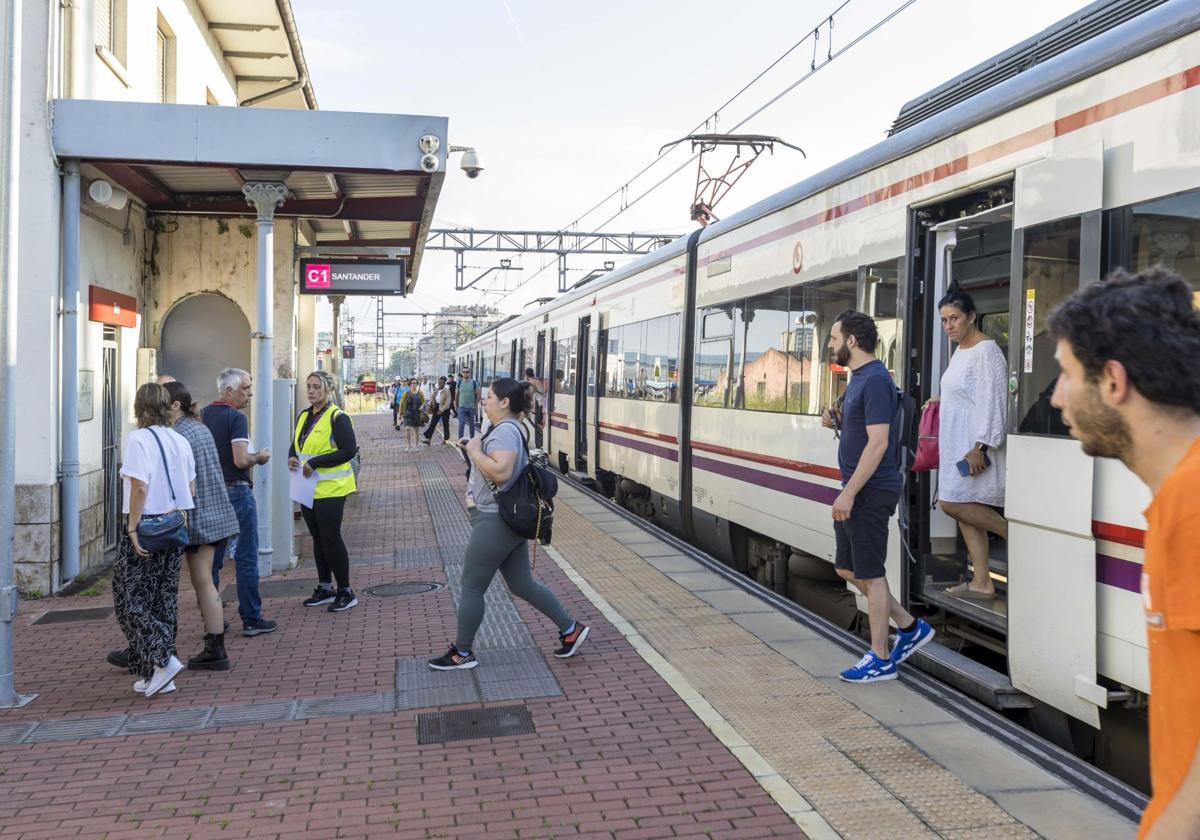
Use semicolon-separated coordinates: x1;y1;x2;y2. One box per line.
159;294;251;403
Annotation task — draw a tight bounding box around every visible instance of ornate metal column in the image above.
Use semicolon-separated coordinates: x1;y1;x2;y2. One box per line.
243;182;287;577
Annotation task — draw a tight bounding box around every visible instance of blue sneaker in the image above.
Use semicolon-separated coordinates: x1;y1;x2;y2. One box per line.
891;619;935;666
839;651;897;683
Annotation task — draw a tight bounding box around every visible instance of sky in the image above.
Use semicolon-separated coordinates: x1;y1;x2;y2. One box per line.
291;0;1095;346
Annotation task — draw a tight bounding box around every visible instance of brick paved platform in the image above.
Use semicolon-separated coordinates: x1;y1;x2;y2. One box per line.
0;413;803;840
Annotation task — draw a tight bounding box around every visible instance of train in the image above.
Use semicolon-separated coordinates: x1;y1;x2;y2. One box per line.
456;0;1200;788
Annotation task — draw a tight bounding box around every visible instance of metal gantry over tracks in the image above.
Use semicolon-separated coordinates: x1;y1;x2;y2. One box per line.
424;228;681;292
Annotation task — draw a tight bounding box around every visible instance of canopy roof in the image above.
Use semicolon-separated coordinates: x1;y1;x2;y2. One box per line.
51;99;448;289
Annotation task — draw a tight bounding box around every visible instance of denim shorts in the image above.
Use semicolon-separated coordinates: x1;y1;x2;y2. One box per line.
833;486;899;581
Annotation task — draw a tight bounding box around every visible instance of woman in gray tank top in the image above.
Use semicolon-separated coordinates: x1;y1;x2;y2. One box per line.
428;377;589;670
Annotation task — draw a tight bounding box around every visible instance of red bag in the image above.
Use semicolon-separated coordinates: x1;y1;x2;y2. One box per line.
912;401;940;472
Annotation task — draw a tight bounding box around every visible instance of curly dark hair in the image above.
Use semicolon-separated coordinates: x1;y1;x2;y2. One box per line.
937;287;977;319
833;309;878;353
1046;267;1200;412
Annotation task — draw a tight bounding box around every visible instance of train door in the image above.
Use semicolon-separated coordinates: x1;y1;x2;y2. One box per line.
535;331;546;377
908;187;1015;634
574;317;591;471
1006;148;1104;728
509;339;517;378
517;338;526;379
546;329;558;454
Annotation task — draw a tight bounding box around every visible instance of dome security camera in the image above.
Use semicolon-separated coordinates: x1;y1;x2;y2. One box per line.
420;153;439;173
459;148;484;179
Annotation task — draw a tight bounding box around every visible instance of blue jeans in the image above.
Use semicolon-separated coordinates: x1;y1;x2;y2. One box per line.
457;406;477;438
211;483;263;623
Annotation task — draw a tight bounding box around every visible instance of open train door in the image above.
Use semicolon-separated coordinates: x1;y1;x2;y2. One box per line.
1007;144;1104;728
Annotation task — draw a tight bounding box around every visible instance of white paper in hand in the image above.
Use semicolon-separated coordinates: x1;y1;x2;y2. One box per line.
289;466;319;508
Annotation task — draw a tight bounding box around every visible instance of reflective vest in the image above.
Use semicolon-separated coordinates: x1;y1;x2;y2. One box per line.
293;405;356;500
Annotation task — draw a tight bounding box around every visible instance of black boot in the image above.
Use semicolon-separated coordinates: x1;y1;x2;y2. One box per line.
187;633;230;671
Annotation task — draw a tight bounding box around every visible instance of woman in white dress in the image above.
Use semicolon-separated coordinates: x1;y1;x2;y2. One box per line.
931;289;1009;599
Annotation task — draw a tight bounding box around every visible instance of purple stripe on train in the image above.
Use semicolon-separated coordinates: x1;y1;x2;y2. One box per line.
693;454;840;506
598;431;679;462
1096;553;1141;594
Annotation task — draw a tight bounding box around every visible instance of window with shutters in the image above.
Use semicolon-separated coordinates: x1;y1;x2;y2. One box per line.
155;29;167;102
94;0;128;79
155;16;177;103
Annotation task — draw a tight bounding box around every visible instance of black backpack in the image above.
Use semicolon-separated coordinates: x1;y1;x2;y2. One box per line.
480;421;558;544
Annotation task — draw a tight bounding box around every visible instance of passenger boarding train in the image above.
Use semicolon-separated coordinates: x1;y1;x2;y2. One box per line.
458;0;1199;785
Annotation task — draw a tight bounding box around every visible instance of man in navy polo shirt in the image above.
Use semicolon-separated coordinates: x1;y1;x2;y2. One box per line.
202;367;277;637
823;310;932;682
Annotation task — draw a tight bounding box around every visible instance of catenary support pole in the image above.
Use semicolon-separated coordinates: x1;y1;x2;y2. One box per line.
60;160;81;583
243;182;287;578
0;0;33;708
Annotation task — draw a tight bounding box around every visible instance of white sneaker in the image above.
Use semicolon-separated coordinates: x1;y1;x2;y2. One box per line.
144;655;184;697
133;678;177;695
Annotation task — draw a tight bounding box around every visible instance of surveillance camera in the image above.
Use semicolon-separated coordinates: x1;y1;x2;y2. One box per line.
419;153;439;173
459;148;484;179
418;134;441;155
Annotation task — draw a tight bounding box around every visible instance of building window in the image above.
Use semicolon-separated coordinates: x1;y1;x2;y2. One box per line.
95;0;129;80
154;18;177;104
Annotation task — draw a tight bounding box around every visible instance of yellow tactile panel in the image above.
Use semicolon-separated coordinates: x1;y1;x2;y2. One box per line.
552;501;1036;839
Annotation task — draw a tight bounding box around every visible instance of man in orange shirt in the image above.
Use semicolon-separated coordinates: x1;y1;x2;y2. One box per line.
1048;268;1200;839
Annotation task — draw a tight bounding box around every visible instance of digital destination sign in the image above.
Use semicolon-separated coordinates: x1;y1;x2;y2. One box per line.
300;259;406;296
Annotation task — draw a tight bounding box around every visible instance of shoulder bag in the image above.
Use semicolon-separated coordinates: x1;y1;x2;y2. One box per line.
480;421;558;547
135;428;190;552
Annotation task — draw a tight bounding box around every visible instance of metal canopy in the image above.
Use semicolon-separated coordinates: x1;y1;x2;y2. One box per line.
50;99;448;288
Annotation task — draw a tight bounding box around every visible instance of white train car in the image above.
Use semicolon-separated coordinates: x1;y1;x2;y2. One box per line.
458;0;1200;784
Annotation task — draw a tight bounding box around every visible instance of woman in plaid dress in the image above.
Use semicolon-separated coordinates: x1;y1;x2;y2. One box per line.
165;382;241;671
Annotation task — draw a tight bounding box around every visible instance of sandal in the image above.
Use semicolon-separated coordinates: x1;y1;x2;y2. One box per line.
946;581;997;600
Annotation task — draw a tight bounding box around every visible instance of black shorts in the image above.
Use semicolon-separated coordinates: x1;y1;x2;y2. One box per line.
833;487;899;581
185;536;229;555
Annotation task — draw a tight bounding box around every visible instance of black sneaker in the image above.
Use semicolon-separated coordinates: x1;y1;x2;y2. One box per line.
427;645;478;670
242;617;278;637
329;589;358;613
303;586;336;607
106;648;129;669
554;623;590;658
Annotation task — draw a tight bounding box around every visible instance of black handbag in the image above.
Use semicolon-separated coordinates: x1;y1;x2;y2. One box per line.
134;428;190;552
481;421;558;545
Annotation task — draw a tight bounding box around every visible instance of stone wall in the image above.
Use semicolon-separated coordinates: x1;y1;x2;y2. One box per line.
14;470;107;596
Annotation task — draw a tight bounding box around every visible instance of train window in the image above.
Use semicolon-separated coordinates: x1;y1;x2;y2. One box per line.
800;273;857;415
694;303;743;408
624;321;645;399
642;314;679;403
864;260;901;376
553;338;567;396
1017;218;1080;436
742;289;791;412
603;326;621;398
1130;190;1200;294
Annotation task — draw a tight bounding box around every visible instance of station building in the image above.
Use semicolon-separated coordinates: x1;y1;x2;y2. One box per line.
9;0;446;594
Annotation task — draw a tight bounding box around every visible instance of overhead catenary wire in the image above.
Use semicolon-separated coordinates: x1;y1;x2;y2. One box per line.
486;0;920;308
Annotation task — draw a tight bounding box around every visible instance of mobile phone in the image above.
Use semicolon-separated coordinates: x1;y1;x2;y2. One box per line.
956;451;992;476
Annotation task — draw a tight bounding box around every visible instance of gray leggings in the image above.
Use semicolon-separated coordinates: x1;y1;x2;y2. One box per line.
456;509;571;651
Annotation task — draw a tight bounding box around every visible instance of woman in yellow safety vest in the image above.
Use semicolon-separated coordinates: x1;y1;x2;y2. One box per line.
289;371;359;613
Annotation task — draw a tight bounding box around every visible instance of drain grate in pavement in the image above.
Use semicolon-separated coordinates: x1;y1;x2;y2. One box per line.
416;705;536;745
367;581;443;597
32;606;114;625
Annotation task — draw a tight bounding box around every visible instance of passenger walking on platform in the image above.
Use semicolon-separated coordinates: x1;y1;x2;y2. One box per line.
930;288;1009;600
456;368;480;439
399;377;425;451
822;311;934;683
1046;269;1200;839
422;375;453;445
390;376;405;429
203;368;277;638
525;368;546;449
429;377;588;670
162;382;239;670
291;371;360;613
113;383;195;697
